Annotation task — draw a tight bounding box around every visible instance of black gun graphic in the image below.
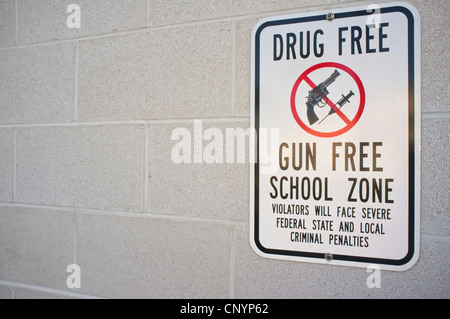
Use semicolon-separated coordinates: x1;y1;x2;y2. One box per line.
306;70;340;125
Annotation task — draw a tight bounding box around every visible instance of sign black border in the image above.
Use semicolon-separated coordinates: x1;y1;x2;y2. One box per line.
253;6;417;267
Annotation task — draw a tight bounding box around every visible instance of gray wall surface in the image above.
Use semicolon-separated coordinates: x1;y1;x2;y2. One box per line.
0;0;448;299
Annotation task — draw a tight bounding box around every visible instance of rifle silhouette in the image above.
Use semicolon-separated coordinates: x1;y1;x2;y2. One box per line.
306;70;340;125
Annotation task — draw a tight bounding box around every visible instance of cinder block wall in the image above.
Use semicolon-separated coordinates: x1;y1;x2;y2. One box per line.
0;0;448;299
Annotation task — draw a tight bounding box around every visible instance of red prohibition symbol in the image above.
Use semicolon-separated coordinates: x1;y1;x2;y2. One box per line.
290;62;365;138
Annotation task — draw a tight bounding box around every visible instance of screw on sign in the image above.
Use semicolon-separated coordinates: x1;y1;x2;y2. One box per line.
290;62;365;138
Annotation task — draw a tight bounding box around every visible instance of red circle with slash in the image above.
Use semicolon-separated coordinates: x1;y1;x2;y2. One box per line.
291;62;365;138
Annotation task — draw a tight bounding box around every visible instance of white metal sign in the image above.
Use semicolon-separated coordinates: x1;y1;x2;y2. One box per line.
250;2;420;270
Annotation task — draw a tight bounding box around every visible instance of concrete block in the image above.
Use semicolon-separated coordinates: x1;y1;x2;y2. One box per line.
150;0;332;25
0;51;15;124
0;286;12;299
148;121;249;220
235;17;260;116
17;0;147;44
0;43;75;124
13;288;82;299
76;213;231;298
0;207;74;290
0;0;15;47
15;125;144;211
421;118;450;236
407;0;450;112
0;128;13;202
377;235;450;298
78;22;232;121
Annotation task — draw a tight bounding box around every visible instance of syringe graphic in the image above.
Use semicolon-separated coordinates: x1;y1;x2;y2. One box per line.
318;91;355;125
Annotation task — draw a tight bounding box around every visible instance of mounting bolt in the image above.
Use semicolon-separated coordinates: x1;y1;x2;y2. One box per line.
325;253;333;262
326;13;335;21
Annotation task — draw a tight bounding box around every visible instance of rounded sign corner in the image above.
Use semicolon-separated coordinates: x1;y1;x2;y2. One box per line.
393;2;421;19
249;234;271;259
394;246;420;272
251;18;273;41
